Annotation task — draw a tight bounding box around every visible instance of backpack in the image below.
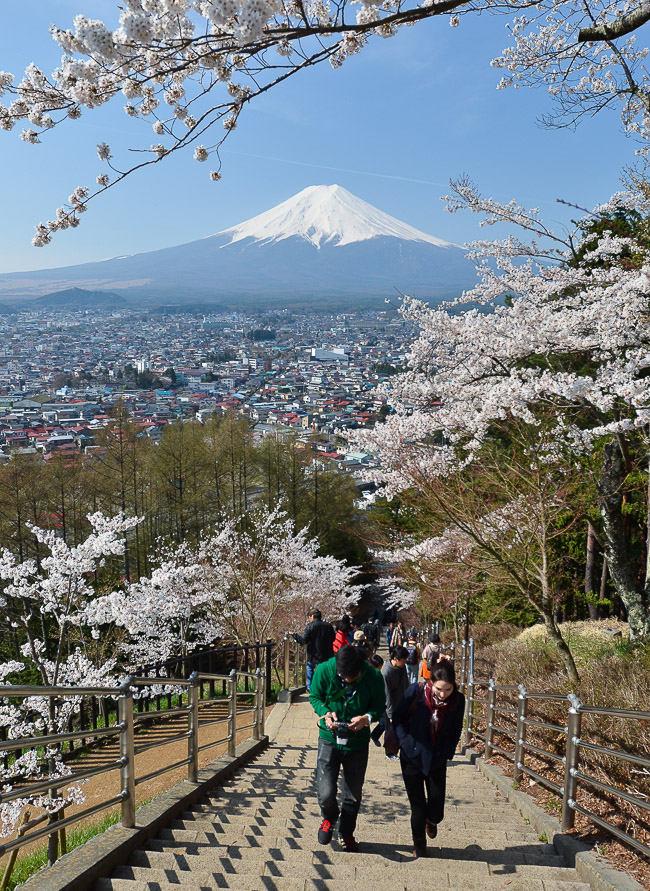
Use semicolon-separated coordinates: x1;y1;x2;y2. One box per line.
406;643;418;665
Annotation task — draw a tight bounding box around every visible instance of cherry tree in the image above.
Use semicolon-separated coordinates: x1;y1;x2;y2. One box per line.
195;507;359;643
356;180;650;643
373;425;586;681
2;1;650;243
88;506;359;655
0;512;140;842
84;538;220;666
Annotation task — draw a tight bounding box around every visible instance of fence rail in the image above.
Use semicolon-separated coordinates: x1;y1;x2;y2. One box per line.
0;667;266;867
281;633;307;691
462;647;650;860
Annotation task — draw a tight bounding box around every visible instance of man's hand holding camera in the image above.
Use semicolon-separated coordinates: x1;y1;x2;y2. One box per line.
348;715;370;732
324;712;369;733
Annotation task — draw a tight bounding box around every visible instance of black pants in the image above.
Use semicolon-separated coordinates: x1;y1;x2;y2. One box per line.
400;752;447;841
316;739;369;836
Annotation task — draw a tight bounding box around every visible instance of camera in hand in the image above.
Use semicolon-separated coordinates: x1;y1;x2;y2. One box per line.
334;721;350;746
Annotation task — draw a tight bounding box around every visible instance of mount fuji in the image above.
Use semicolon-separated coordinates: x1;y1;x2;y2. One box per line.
0;185;478;308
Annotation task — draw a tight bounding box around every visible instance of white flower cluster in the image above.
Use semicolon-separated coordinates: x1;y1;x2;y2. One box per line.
354;184;650;501
0;512;140;835
87;505;358;655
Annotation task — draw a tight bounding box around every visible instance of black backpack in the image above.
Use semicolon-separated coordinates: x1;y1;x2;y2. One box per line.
406;643;418;665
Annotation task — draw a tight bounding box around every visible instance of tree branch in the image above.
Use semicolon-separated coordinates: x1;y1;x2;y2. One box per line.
578;2;650;42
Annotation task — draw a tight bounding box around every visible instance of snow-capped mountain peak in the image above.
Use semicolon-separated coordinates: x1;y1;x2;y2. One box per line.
219;184;455;250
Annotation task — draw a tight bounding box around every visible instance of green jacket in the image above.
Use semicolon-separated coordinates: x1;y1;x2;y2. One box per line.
309;657;386;750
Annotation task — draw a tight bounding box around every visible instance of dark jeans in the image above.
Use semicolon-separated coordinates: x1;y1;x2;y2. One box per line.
316;738;369;836
400;752;447;841
306;660;316;691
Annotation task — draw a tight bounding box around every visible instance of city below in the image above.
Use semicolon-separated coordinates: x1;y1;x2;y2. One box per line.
0;305;413;473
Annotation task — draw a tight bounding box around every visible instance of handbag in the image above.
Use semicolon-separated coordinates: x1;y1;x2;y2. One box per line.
384;720;399;755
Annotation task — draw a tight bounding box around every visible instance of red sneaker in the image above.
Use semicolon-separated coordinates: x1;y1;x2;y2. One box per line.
318;819;333;844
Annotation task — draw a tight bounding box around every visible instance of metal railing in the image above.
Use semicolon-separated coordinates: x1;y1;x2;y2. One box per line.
0;667;265;868
134;639;274;700
0;642;277;773
464;667;650;859
281;633;307;690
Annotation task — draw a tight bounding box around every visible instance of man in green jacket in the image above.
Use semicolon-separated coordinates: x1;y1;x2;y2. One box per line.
309;645;386;852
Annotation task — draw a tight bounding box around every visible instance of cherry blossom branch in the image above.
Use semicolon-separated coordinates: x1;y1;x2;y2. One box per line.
578;2;650;42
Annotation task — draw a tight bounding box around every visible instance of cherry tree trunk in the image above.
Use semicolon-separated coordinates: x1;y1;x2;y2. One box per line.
585;523;599;621
597;440;650;641
542;613;580;685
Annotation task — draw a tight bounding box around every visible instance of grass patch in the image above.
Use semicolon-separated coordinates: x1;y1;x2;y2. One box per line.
0;809;122;891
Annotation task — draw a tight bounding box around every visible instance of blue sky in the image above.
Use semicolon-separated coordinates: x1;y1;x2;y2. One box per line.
0;1;640;274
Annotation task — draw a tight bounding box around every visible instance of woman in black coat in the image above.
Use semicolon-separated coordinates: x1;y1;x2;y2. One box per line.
393;658;465;858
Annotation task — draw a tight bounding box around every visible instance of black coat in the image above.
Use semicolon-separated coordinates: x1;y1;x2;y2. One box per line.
363;621;380;644
393;682;465;776
295;618;335;664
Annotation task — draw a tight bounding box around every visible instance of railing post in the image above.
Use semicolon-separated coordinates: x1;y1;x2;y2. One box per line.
513;685;528;784
461;640;467;689
260;670;266;736
463;673;474;748
187;671;199;783
253;668;261;740
469;637;475;682
265;638;273;701
449;641;455;663
283;633;291;690
292;638;299;688
118;680;136;828
228;668;237;757
485;679;496;759
562;694;582;831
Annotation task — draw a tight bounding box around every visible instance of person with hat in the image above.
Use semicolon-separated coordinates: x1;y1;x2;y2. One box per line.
352;630;373;660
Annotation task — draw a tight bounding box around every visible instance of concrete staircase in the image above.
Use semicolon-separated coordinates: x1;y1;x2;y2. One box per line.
95;695;591;891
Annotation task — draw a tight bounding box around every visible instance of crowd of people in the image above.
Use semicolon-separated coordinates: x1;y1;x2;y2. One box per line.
294;610;464;859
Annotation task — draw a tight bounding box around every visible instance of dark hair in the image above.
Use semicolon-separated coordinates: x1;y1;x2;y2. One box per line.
390;645;409;662
429;659;460;708
369;654;384;670
429;632;441;644
311;609;322;621
337;614;352;632
335;645;365;678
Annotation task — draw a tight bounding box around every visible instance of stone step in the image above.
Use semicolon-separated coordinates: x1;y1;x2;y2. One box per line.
149;831;567;867
166;821;542;849
95;871;589;891
96;879;305;891
181;810;539;844
446;882;590;891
